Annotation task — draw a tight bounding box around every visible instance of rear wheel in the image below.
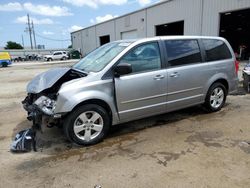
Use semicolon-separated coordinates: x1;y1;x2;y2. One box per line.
204;83;227;112
63;104;110;145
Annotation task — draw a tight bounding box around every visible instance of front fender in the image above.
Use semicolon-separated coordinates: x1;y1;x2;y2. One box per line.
55;90;119;125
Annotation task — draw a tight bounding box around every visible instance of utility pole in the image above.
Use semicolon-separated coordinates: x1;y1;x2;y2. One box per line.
21;34;24;48
27;14;33;49
32;21;37;49
21;34;26;57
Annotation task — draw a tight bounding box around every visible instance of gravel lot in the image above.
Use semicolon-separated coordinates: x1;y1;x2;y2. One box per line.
0;62;250;188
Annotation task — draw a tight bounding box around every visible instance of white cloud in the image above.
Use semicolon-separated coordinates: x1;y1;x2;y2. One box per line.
90;19;95;24
0;2;22;11
23;3;72;17
61;25;83;35
43;31;54;35
68;25;83;32
62;0;127;8
0;2;72;16
90;14;118;24
137;0;151;6
15;16;54;25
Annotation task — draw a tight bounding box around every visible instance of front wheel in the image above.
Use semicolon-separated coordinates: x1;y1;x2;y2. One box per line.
63;104;110;145
204;83;227;112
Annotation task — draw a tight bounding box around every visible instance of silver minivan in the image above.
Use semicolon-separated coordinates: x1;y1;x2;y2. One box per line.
23;36;238;145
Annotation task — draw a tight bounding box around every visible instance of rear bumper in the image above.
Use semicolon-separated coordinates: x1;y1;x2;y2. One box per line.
229;77;239;94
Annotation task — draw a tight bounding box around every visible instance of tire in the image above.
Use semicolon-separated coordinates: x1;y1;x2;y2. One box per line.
2;62;8;67
62;57;66;60
204;82;227;112
63;104;110;146
48;58;52;62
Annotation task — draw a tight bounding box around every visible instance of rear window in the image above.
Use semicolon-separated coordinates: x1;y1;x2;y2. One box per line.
202;39;232;62
165;40;202;67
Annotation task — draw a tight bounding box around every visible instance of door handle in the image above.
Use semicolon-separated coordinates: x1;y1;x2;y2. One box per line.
154;75;165;80
170;72;179;78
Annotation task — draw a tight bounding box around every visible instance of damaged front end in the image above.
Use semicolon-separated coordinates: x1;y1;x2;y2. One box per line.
22;67;87;129
22;94;57;129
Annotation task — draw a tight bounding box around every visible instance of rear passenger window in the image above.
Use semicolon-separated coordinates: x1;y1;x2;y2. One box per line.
202;39;232;62
165;40;202;67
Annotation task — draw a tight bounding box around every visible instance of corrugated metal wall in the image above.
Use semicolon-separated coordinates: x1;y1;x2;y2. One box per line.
202;0;250;36
71;0;250;55
146;0;202;36
96;20;116;46
115;10;147;40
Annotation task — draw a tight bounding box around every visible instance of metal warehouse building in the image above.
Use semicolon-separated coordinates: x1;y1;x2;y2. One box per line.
71;0;250;59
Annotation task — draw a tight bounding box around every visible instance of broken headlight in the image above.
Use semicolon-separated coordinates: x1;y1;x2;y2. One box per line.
34;96;56;115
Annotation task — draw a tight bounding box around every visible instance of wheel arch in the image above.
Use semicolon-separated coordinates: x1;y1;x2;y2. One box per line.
203;74;230;101
203;80;228;112
71;99;113;124
212;79;229;94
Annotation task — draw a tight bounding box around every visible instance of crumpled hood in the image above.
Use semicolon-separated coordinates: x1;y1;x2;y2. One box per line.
27;67;70;94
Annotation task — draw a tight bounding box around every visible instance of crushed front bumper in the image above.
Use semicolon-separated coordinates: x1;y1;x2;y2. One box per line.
22;95;62;129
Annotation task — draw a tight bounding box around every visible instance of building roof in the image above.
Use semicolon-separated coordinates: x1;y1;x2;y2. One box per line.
71;0;173;34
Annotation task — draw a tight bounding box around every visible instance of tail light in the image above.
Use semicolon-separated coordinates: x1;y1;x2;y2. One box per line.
235;60;239;75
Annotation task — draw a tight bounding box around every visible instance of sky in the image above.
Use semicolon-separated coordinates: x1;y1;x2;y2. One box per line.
0;0;159;49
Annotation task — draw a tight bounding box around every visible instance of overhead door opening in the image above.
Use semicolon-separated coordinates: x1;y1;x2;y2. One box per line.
220;9;250;60
100;35;110;46
121;30;137;39
155;21;184;36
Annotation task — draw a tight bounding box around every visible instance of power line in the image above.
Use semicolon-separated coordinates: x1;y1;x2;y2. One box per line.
35;33;71;41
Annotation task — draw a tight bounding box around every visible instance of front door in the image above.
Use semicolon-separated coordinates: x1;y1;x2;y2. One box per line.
115;42;167;121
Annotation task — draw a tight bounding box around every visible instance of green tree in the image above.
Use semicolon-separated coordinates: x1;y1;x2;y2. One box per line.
4;41;23;49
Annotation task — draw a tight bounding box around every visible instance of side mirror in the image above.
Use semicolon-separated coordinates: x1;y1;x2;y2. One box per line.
114;63;132;77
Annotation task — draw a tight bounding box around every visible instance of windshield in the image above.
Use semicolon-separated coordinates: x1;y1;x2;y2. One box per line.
73;42;132;72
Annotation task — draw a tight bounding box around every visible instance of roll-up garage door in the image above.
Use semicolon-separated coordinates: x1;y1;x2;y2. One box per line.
121;30;137;39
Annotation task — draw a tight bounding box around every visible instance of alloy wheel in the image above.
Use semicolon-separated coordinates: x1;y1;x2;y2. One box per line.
210;87;224;109
73;111;104;141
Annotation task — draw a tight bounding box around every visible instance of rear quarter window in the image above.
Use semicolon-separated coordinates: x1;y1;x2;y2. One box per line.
202;39;232;62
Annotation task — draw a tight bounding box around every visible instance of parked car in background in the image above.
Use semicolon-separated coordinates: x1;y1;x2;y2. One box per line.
44;51;68;61
11;55;26;62
23;36;238;146
0;52;12;67
68;49;82;59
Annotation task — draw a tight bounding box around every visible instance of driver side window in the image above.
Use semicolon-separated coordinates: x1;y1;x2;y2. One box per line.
118;42;161;74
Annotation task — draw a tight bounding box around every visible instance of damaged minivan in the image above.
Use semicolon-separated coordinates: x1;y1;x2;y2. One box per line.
22;36;238;145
